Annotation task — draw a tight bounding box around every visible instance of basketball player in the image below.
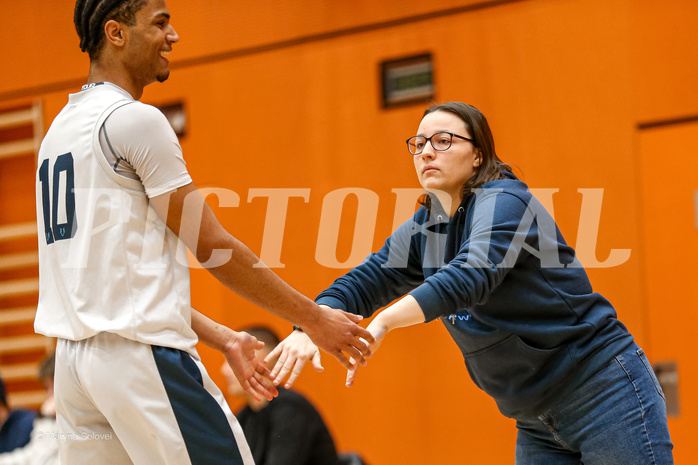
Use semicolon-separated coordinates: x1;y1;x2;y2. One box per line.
34;1;373;464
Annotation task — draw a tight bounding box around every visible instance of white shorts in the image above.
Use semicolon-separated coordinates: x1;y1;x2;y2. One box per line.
54;332;254;465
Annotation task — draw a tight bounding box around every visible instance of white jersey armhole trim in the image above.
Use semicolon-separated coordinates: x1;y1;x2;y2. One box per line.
91;100;147;193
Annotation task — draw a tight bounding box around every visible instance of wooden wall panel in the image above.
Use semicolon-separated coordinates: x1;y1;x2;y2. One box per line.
638;123;698;464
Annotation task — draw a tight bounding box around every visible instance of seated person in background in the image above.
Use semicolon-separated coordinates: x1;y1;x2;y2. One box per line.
221;326;361;465
0;353;58;465
0;375;36;453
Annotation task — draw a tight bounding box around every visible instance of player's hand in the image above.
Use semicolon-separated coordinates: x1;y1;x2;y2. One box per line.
223;331;278;402
265;330;324;388
345;318;388;387
302;306;375;371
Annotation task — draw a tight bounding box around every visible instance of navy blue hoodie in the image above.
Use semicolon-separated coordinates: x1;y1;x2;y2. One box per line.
316;173;633;418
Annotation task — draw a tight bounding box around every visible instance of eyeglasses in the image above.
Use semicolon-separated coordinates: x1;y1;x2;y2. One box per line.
406;132;475;155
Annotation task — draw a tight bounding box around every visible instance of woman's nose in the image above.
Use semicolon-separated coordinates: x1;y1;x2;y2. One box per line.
420;141;436;159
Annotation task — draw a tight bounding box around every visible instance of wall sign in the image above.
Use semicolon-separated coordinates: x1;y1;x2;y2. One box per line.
158;102;187;138
381;54;434;108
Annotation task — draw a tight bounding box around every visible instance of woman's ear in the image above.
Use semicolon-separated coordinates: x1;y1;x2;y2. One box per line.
473;151;482;167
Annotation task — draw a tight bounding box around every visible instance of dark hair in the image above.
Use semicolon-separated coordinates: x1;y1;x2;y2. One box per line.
0;376;6;408
74;0;149;59
38;353;56;381
418;102;512;209
241;326;281;350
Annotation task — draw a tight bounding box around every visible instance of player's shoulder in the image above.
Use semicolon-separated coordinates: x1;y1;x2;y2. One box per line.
107;100;170;133
111;100;165;120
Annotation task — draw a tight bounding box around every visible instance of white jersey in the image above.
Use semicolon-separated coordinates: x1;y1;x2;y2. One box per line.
35;82;198;353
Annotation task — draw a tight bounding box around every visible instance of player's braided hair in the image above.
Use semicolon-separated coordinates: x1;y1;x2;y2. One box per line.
73;0;148;59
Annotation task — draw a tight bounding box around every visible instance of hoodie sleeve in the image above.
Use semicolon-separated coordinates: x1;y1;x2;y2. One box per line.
315;212;428;317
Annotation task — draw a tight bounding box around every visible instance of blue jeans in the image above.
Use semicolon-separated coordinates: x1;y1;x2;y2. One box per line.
514;343;674;464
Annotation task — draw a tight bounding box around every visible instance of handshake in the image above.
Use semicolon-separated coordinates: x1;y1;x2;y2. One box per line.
213;294;422;403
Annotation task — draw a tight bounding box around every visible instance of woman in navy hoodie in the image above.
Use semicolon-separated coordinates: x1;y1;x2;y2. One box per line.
271;102;673;464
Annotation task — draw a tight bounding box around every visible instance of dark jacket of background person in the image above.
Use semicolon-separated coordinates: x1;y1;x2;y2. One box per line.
237;387;342;465
0;378;36;454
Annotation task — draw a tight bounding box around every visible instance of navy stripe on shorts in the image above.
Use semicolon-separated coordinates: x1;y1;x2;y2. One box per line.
151;346;244;465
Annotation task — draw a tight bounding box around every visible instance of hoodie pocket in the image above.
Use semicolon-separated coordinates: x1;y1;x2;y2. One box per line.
463;334;568;404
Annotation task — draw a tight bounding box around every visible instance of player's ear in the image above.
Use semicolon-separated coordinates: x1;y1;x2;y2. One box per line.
104;20;126;47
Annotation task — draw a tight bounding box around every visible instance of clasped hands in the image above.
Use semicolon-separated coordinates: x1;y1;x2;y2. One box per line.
224;306;385;402
265;308;388;388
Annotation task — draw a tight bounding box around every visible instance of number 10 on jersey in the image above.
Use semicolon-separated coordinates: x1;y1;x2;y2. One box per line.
38;152;78;244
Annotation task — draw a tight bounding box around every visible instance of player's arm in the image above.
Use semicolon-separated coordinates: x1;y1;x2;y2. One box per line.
150;183;374;370
190;308;277;401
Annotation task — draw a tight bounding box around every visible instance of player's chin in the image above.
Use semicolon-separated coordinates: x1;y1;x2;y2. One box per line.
156;70;171;83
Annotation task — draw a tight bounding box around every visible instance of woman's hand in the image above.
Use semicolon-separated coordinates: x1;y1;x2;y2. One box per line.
345;317;389;387
344;295;425;387
265;329;325;388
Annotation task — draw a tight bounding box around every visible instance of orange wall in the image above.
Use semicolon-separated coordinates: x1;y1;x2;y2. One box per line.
1;0;697;463
638;122;698;462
